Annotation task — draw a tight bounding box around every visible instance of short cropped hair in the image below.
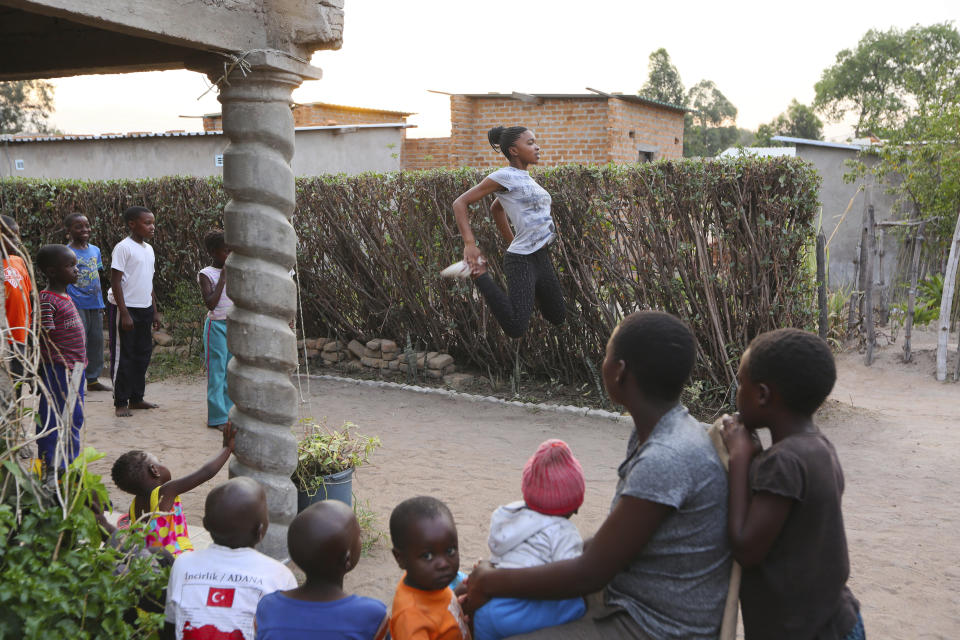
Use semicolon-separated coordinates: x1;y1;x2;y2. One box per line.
746;328;836;416
111;450;150;494
63;212;86;228
123;206;151;225
389;496;453;551
611;311;697;402
203;229;226;254
36;244;73;272
1;215;18;236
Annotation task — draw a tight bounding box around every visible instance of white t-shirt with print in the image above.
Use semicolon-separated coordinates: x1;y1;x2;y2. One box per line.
165;543;297;640
487;166;556;255
106;236;155;308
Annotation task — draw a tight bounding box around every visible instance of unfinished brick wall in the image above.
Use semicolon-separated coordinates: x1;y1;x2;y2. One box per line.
405;94;685;169
606;99;684;163
202;102;410;131
402;137;452;170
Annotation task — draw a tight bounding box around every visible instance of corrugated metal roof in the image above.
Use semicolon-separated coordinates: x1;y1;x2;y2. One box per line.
203;101;415;119
772;136;866;151
1;123;413;144
718;146;797;158
459;92;688;113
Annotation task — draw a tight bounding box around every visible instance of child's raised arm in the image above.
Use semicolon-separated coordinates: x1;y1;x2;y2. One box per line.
721;414;792;568
157;423;236;512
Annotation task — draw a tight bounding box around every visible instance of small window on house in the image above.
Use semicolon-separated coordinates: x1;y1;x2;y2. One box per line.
15;159;25;171
639;151;654;163
214;154;224;167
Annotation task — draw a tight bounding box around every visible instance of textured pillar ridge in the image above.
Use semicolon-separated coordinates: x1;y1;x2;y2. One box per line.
218;68;303;560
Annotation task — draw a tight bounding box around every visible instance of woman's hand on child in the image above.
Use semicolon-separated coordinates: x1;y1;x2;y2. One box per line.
222;422;237;451
460;560;494;615
721;413;762;460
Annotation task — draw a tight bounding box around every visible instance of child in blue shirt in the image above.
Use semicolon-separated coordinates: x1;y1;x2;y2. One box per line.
255;500;388;639
65;212;110;392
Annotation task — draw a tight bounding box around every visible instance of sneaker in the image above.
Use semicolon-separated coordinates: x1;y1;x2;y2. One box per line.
441;258;484;279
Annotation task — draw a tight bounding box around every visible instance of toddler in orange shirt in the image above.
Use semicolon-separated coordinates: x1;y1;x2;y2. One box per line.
389;496;471;640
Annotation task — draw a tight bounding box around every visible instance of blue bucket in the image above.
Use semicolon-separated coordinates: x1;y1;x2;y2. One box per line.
297;467;354;511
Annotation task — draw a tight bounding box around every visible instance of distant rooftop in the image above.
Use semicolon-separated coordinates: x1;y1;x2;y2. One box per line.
203;100;415;119
457;91;689;113
718;146;797;158
771;136;870;151
2;122;414;144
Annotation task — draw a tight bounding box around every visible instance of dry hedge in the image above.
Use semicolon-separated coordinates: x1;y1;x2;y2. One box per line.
1;158;819;408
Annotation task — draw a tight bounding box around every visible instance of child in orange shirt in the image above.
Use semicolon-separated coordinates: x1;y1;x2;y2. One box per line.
389;496;471;640
2;216;33;390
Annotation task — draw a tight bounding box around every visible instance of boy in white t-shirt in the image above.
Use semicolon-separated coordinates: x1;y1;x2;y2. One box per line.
164;477;297;640
107;206;158;417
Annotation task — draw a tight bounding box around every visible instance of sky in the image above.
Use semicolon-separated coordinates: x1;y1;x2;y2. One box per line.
48;0;959;141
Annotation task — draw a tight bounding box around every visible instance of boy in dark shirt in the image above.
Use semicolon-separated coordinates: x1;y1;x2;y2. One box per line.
722;328;863;640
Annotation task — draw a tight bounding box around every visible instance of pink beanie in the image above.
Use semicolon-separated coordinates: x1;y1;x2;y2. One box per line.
522;439;585;516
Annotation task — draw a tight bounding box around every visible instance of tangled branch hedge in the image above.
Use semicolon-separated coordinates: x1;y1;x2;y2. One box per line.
1;158;819;407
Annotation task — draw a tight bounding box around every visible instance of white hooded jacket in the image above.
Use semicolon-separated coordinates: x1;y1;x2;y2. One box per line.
487;500;583;569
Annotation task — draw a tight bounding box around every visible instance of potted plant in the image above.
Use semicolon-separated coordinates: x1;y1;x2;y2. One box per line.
292;418;381;511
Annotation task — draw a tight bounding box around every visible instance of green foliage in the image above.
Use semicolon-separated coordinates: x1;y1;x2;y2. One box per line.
894;274;945;327
639;48;686;107
0;448;168;639
833;23;960;249
754;100;823;146
163;280;207;357
683;81;738;157
814;22;960;136
1;160;819;409
292;419;381;494
0;80;56;134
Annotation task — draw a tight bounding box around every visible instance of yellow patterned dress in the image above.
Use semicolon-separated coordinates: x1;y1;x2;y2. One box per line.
129;485;194;555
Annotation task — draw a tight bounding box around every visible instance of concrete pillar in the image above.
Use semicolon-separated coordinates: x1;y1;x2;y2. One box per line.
215;64;302;560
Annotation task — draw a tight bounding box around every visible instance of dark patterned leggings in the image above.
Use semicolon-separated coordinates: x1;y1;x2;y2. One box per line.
474;244;566;338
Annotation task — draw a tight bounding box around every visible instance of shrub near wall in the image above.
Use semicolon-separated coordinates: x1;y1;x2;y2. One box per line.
1;158;819;406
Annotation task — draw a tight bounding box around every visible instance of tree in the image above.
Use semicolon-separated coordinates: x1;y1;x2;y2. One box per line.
639;48;685;107
754;100;823;146
684;80;738;157
814;23;960;136
0;80;55;134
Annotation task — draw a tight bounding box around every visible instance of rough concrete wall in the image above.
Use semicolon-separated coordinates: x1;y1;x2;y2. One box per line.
606;99;684;162
1;128;405;179
402;137;452;170
799;146;903;289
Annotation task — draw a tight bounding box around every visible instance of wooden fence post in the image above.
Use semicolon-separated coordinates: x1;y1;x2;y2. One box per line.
903;222;925;363
817;231;828;340
936;207;960;381
864;204;876;365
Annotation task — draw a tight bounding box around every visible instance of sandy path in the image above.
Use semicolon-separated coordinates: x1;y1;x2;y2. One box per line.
84;335;960;640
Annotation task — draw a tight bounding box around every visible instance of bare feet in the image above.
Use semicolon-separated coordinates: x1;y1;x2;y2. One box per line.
115;406;132;417
129;401;158;410
87;381;112;392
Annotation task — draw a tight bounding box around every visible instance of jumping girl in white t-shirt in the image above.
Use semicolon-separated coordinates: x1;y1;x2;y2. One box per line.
452;127;566;338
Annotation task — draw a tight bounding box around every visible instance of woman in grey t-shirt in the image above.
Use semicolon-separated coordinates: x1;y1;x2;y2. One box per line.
452;126;566;338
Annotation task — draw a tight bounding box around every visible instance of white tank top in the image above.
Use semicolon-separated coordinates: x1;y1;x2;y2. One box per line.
198;266;233;321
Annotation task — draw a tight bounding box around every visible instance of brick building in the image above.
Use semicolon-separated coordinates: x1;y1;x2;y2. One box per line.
403;92;686;170
202;101;413;131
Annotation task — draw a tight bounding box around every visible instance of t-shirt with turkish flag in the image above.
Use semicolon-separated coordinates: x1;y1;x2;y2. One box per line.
165;543;297;640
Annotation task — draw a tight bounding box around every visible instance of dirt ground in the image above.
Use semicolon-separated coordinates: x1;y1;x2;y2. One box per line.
84;328;960;640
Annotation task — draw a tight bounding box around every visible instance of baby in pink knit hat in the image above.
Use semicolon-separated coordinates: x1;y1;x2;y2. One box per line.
471;439;587;640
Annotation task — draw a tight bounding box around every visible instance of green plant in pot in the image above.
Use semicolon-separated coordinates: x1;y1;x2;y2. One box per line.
292;418;381;511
